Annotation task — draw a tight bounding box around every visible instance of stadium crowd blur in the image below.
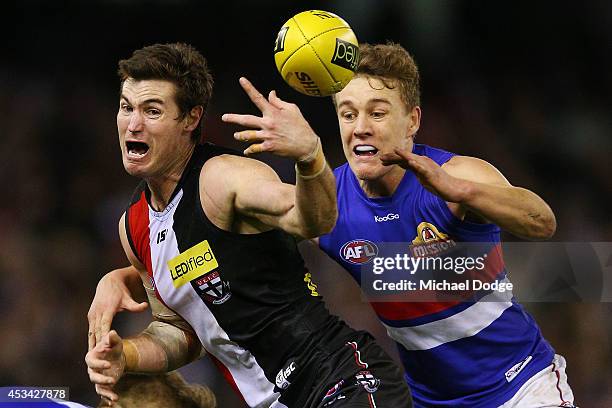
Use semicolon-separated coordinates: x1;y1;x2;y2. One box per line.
1;1;610;406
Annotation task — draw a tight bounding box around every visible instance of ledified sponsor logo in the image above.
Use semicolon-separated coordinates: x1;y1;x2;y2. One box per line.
167;241;218;288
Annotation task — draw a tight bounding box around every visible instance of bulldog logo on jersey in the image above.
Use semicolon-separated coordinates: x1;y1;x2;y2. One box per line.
340;239;379;264
191;271;232;305
410;222;456;257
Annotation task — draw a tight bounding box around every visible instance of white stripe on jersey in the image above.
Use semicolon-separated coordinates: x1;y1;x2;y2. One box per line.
148;190;279;408
383;280;513;350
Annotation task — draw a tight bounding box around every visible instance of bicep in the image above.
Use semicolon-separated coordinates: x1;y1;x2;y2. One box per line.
203;155;297;230
443;155;511;187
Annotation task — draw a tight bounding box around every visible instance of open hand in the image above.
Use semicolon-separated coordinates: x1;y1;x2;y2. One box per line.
222;77;319;161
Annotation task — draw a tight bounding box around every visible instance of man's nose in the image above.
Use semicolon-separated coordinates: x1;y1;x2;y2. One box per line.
128;111;144;134
353;115;372;137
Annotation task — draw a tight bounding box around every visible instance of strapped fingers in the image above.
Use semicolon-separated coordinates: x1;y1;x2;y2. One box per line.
234;130;264;143
239;77;271;113
243;142;270;156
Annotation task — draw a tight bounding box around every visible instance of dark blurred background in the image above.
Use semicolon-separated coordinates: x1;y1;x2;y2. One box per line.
1;0;611;406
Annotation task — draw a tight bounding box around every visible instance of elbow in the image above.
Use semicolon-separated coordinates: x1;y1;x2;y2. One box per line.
319;211;339;236
301;208;338;239
528;212;557;241
540;215;557;240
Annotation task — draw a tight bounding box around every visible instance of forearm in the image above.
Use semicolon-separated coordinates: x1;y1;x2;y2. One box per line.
122;321;202;374
295;138;338;238
462;181;556;240
108;266;146;302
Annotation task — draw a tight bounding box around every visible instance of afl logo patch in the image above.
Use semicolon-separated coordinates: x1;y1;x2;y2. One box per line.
340;239;378;264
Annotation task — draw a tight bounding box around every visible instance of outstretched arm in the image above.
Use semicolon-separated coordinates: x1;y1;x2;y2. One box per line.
381;150;556;240
219;77;337;238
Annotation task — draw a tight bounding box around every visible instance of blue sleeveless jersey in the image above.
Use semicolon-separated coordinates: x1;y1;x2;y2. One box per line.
319;144;554;407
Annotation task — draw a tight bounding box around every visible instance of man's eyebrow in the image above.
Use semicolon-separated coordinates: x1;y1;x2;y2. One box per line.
119;95;165;105
337;100;354;109
337;98;392;109
368;98;392;106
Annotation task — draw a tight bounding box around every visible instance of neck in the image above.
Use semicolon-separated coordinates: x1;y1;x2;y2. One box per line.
147;144;196;211
359;166;406;198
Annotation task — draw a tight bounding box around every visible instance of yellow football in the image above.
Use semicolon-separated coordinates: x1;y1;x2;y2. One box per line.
273;10;359;97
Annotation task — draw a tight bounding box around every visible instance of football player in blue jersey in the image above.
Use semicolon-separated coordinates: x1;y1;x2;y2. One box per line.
315;42;575;407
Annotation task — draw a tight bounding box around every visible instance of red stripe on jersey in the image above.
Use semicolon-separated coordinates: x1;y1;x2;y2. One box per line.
370;243;506;321
210;353;245;402
127;191;161;299
371;300;461;321
128;192;152;274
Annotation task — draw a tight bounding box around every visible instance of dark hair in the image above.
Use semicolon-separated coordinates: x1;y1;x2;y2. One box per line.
118;43;214;142
355;42;421;110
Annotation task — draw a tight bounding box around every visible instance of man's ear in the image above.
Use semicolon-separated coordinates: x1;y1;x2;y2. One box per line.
184;106;204;132
407;106;421;137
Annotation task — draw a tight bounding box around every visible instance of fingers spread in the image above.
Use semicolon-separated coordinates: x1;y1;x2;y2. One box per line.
239;77;271;113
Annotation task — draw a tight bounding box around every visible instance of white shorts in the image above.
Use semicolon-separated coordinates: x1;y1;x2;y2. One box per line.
500;354;576;408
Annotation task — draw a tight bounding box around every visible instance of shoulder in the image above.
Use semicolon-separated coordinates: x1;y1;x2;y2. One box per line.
414;143;455;165
201;154;278;182
442;155;510;186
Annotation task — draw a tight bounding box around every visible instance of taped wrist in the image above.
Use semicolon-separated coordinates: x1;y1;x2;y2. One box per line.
122;321;202;373
296;137;327;179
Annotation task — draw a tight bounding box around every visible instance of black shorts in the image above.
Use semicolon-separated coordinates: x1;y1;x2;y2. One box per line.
277;331;413;407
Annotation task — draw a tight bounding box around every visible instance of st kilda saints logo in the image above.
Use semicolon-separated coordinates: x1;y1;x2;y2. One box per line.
191;270;232;305
340;239;378;264
355;370;380;393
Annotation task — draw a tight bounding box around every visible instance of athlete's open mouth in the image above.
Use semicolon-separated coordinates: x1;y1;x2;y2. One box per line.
353;145;378;156
126;141;149;157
